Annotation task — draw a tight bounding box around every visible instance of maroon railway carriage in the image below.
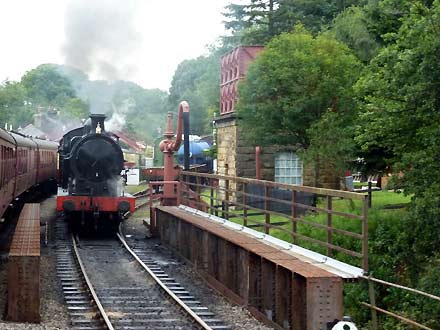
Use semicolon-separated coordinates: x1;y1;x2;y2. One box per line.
0;128;58;219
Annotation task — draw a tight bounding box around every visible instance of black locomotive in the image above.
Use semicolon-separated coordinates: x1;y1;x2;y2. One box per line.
57;114;134;230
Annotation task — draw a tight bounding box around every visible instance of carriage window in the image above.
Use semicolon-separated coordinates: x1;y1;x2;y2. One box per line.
274;152;303;185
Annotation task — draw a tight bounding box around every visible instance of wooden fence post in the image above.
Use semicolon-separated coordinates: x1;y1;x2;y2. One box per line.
368;277;379;330
362;196;369;271
243;183;248;227
264;185;270;235
291;191;297;244
225;178;230;220
210;180;214;215
326;196;333;257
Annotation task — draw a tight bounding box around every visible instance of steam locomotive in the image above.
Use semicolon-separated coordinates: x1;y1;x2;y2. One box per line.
0;127;58;220
56;114;135;230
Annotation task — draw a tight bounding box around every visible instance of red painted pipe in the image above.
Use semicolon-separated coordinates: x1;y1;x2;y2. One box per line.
159;101;190;204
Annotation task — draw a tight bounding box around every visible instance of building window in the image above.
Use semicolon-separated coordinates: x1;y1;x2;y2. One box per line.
274;152;302;185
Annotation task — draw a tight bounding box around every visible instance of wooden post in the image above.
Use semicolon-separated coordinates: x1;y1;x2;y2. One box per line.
210;181;214;215
368;181;372;208
362;196;369;271
264;185;270;235
368;277;379;330
196;176;201;205
243;183;248;227
326;196;333;257
291;191;297;244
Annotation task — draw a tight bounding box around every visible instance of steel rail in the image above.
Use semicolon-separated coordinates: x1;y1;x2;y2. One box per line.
116;232;214;330
71;235;115;330
135;200;150;210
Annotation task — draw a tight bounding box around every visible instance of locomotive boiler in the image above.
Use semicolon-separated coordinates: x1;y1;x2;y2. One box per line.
57;114;135;230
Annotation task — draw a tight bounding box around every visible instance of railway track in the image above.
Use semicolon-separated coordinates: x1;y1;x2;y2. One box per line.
55;219;230;329
55;220;108;329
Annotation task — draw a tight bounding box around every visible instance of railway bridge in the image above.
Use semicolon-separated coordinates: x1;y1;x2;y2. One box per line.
148;171;367;330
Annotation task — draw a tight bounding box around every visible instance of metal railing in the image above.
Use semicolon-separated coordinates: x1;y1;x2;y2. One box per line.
362;275;440;330
179;171;370;271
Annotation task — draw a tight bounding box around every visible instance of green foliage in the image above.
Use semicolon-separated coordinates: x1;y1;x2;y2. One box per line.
223;0;367;46
168;54;220;135
303;110;357;181
352;3;440;321
363;0;413;45
117;85;168;142
355;0;440;196
63;97;89;119
21;64;76;107
53;65;170;143
278;0;368;33
236;26;361;150
223;0;277;45
0;64;90;128
329;6;380;62
0;80;31;128
1;63;170;143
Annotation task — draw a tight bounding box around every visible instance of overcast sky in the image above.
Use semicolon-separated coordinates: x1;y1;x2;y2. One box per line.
0;0;230;91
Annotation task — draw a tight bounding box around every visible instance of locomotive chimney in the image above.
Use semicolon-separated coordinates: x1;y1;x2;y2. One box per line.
90;114;106;133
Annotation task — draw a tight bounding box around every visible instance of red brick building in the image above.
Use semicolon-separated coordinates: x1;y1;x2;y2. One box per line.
219;46;264;115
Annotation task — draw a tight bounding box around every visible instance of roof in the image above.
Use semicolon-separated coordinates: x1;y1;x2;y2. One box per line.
19;124;47;139
115;130;146;153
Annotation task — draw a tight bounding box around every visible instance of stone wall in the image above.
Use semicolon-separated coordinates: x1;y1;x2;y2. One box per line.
217;117;276;181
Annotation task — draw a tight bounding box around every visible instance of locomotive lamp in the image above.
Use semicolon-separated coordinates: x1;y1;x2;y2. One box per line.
159;101;189;205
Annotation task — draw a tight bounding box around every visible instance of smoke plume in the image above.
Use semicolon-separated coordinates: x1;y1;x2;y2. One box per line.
106;99;135;132
62;0;141;81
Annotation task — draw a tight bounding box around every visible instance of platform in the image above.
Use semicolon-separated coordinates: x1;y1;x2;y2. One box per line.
7;203;41;323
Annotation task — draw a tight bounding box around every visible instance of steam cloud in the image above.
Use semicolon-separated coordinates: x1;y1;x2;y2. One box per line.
62;0;141;81
106;99;135;132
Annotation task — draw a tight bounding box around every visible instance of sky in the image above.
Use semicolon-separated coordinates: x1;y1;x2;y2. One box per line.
0;0;231;91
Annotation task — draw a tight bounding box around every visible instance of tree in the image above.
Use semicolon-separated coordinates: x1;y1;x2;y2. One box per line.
0;80;30;128
278;0;367;33
63;97;89;119
223;0;280;45
355;0;440;279
364;0;413;45
21;64;76;107
329;6;380;62
223;0;367;46
236;25;361;150
168;54;220;135
112;82;169;142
